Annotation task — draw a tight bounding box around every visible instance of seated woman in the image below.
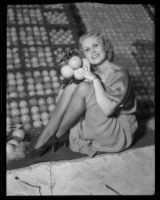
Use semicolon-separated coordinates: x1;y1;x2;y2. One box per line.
28;31;138;158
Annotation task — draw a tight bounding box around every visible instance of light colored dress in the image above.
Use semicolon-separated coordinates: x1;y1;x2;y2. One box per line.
69;64;138;156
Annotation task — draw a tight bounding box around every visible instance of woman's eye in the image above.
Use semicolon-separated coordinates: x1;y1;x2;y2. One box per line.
94;44;98;47
84;48;89;52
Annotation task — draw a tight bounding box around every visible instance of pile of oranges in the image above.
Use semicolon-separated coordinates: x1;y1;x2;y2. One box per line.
6;129;29;163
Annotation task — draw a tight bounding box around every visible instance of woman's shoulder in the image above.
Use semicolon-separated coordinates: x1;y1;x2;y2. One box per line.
108;63;129;78
110;62;128;72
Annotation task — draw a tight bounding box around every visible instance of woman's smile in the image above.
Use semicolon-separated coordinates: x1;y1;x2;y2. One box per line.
92;54;100;59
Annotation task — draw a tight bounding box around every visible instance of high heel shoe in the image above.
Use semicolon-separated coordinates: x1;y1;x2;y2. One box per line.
58;132;69;148
26;134;59;159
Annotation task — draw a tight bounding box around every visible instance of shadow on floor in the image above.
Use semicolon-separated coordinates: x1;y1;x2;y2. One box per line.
131;118;155;149
7;118;154;171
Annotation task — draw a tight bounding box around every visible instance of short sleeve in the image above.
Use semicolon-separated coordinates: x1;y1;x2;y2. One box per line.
104;69;129;104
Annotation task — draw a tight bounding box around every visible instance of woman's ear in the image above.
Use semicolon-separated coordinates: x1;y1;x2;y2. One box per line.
78;49;85;58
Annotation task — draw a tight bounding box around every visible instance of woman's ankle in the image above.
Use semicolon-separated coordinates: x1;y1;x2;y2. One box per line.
34;144;42;149
56;131;63;139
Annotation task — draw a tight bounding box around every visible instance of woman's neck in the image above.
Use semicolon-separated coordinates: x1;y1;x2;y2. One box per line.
93;59;111;77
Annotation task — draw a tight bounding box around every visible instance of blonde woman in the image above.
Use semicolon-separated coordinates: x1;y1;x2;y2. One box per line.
28;31;138;158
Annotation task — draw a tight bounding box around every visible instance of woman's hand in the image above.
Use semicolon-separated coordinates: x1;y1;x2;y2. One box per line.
82;58;90;72
83;71;97;82
81;58;97;82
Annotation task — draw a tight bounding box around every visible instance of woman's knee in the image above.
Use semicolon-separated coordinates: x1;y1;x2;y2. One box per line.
55;83;78;104
61;83;78;98
74;81;92;97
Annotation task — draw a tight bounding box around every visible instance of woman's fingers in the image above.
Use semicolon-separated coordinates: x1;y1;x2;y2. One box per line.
82;58;90;72
83;71;96;82
83;64;88;72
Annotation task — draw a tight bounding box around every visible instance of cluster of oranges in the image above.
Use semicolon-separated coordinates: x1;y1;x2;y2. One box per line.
60;56;85;80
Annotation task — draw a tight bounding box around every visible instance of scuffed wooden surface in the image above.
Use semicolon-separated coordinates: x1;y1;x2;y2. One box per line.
7;162;52;195
7;145;155;195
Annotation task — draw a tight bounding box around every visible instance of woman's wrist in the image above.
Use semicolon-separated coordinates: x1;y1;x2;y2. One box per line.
91;77;98;83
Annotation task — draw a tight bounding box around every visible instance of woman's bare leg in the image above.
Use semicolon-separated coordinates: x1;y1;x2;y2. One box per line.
56;81;91;138
34;83;77;149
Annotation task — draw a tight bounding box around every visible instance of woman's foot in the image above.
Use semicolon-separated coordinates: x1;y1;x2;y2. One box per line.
57;132;69;149
26;134;59;159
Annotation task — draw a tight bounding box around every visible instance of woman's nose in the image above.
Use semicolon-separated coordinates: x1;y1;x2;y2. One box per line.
91;48;96;54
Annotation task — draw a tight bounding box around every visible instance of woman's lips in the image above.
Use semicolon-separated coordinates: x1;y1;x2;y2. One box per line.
92;54;99;59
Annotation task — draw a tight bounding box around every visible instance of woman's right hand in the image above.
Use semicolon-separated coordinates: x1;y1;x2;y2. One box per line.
82;58;90;72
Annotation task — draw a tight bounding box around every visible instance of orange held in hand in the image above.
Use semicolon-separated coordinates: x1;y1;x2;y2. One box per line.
74;68;85;80
61;65;74;79
68;56;83;69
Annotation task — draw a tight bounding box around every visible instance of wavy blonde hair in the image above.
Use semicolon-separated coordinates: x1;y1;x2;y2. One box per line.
78;31;114;62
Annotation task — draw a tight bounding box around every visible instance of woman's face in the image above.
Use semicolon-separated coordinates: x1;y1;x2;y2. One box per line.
81;36;107;65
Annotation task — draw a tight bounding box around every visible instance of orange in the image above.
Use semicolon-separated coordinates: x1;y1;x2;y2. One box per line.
12;129;25;140
74;68;85;80
6;143;17;162
61;65;74;79
68;56;82;69
8;139;19;146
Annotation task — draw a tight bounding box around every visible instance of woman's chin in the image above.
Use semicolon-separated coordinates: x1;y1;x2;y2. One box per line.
90;59;101;65
91;59;105;66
